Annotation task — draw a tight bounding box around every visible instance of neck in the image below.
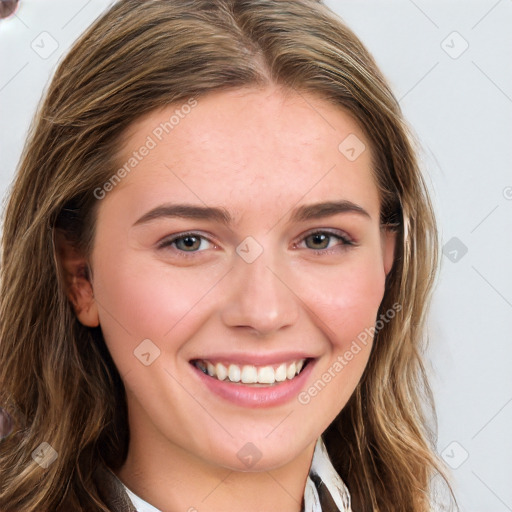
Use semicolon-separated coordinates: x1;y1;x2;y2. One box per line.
116;398;316;512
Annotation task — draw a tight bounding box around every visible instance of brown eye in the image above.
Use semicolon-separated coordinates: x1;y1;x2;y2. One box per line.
305;233;331;250
298;230;354;254
174;235;202;252
157;232;215;257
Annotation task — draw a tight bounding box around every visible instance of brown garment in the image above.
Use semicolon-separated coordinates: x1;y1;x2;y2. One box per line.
94;463;138;512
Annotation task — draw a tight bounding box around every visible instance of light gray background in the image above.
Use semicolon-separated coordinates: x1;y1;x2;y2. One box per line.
1;1;511;511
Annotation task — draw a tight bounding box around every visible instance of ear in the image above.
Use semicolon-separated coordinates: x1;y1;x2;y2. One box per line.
381;226;397;276
53;229;99;328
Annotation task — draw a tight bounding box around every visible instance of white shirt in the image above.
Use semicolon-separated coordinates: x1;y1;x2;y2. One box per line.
122;436;352;512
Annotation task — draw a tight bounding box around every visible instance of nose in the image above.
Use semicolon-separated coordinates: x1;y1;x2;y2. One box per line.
220;247;300;337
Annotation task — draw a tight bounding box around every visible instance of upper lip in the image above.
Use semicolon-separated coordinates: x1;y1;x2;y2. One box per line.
189;352;316;366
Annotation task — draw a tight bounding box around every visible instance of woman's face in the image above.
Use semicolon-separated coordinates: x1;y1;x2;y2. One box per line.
87;86;395;471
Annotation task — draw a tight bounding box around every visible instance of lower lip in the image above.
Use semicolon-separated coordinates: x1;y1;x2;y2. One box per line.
190;360;316;408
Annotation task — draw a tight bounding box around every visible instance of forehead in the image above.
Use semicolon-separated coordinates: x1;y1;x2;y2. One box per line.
107;86;380;224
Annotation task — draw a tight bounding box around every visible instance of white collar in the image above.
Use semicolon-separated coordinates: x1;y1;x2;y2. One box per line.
123;483;161;512
304;436;352;511
123;484;161;512
122;437;351;512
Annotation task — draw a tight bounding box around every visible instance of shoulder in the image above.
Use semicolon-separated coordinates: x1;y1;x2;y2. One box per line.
93;463;138;512
55;463;138;512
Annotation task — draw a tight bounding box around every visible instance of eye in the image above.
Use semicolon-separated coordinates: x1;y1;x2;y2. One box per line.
157;229;354;259
295;230;354;254
157;232;215;256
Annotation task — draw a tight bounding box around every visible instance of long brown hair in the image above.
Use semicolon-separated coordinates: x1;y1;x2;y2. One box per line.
0;1;457;510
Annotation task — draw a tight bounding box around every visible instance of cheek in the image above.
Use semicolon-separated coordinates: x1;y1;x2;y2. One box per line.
91;248;224;366
91;252;164;361
292;253;385;415
285;254;386;432
293;250;386;350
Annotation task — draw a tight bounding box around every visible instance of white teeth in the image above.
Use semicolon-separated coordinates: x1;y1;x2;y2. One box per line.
258;366;275;384
228;364;241;383
195;359;307;385
275;363;287;382
286;362;296;380
215;363;228;381
241;365;258;384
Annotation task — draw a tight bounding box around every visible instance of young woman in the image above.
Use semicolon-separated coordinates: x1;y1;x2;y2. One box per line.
0;1;457;510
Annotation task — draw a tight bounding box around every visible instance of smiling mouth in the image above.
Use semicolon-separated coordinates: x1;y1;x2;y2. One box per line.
191;358;312;386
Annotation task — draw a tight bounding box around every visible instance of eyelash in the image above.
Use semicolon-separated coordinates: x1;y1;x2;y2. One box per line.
156;230;355;259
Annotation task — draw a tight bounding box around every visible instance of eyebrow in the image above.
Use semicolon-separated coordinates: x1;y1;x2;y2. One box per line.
132;200;371;227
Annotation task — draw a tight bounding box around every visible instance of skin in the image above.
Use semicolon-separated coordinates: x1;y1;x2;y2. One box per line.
60;85;396;512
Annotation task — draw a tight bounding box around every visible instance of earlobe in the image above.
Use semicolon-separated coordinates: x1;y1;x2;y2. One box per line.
68;275;100;328
53;229;100;328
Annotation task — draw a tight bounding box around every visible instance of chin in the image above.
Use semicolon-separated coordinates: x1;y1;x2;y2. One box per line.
197;431;316;473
